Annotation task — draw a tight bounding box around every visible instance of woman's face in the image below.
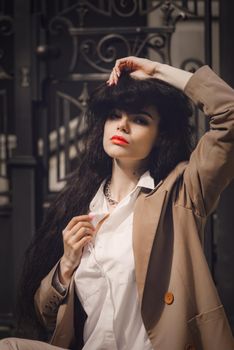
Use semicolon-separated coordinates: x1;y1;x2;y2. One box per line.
103;106;160;164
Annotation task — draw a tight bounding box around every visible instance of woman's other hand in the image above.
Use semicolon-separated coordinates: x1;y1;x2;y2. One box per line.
59;214;95;285
107;56;193;91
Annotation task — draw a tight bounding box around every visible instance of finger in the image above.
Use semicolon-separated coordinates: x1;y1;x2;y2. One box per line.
66;227;94;246
112;65;120;78
107;59;126;85
115;67;120;77
72;220;94;232
108;70;116;85
65;235;92;258
72;226;94;240
106;73;113;86
73;236;92;251
107;58;131;85
64;222;95;240
115;56;137;71
113;69;119;84
115;56;133;68
109;67;121;85
63;214;92;232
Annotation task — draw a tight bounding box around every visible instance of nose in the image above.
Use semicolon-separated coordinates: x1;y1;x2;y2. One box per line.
117;114;130;134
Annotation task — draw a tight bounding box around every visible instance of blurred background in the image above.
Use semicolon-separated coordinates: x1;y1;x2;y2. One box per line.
0;0;234;338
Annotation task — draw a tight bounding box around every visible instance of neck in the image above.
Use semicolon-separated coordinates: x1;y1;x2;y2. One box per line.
108;159;147;203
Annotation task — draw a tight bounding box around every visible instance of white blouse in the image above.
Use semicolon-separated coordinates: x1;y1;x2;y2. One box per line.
74;171;155;350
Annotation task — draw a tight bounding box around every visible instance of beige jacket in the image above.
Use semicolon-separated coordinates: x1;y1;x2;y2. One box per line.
35;66;234;350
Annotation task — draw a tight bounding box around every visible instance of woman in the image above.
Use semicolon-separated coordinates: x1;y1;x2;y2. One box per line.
1;56;234;350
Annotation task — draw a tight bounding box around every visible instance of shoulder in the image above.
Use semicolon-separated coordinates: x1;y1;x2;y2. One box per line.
152;161;188;194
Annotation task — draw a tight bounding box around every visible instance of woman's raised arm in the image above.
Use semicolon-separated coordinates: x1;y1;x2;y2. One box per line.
107;56;193;91
108;56;234;218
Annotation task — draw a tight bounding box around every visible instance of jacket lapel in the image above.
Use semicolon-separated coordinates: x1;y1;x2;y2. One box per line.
133;188;167;301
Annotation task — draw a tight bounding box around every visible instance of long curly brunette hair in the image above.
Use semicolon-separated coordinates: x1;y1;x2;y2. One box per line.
16;72;193;339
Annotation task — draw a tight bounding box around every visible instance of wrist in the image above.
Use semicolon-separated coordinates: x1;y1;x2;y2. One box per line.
59;257;76;285
154;63;193;91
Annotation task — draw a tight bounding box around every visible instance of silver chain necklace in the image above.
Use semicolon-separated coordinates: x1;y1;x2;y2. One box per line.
104;179;119;206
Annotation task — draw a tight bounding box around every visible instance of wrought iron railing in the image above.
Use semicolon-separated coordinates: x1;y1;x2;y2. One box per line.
33;0;206;198
0;0;216;201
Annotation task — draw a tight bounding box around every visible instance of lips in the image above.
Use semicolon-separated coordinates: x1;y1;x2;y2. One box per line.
111;135;129;144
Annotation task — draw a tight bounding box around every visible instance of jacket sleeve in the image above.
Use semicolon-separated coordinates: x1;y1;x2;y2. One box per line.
34;262;68;332
183;66;234;217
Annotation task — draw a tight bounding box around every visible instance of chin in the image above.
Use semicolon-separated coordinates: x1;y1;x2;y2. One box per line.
104;147;129;158
108;152;129;160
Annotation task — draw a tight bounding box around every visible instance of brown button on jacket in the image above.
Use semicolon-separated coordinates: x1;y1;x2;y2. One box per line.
34;66;234;350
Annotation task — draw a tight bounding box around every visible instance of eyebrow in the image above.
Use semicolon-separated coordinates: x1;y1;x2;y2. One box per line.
114;109;154;119
136;110;153;119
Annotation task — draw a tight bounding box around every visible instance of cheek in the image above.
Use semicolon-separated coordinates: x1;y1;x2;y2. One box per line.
103;129;108;151
103;121;112;138
103;122;111;153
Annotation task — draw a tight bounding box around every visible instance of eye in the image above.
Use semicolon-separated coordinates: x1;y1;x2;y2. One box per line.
132;116;149;126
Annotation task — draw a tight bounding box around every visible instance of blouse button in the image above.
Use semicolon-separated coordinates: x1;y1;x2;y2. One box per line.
164;291;174;305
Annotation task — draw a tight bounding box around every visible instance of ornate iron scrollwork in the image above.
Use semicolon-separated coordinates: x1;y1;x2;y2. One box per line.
48;1;199;24
79;34;131;73
35;0;201;191
180;58;203;73
47;1;199;28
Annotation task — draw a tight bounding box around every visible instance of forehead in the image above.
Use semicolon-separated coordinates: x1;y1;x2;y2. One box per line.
113;105;160;120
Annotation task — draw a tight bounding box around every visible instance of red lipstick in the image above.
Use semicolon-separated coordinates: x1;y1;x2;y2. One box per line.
111;135;129;145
